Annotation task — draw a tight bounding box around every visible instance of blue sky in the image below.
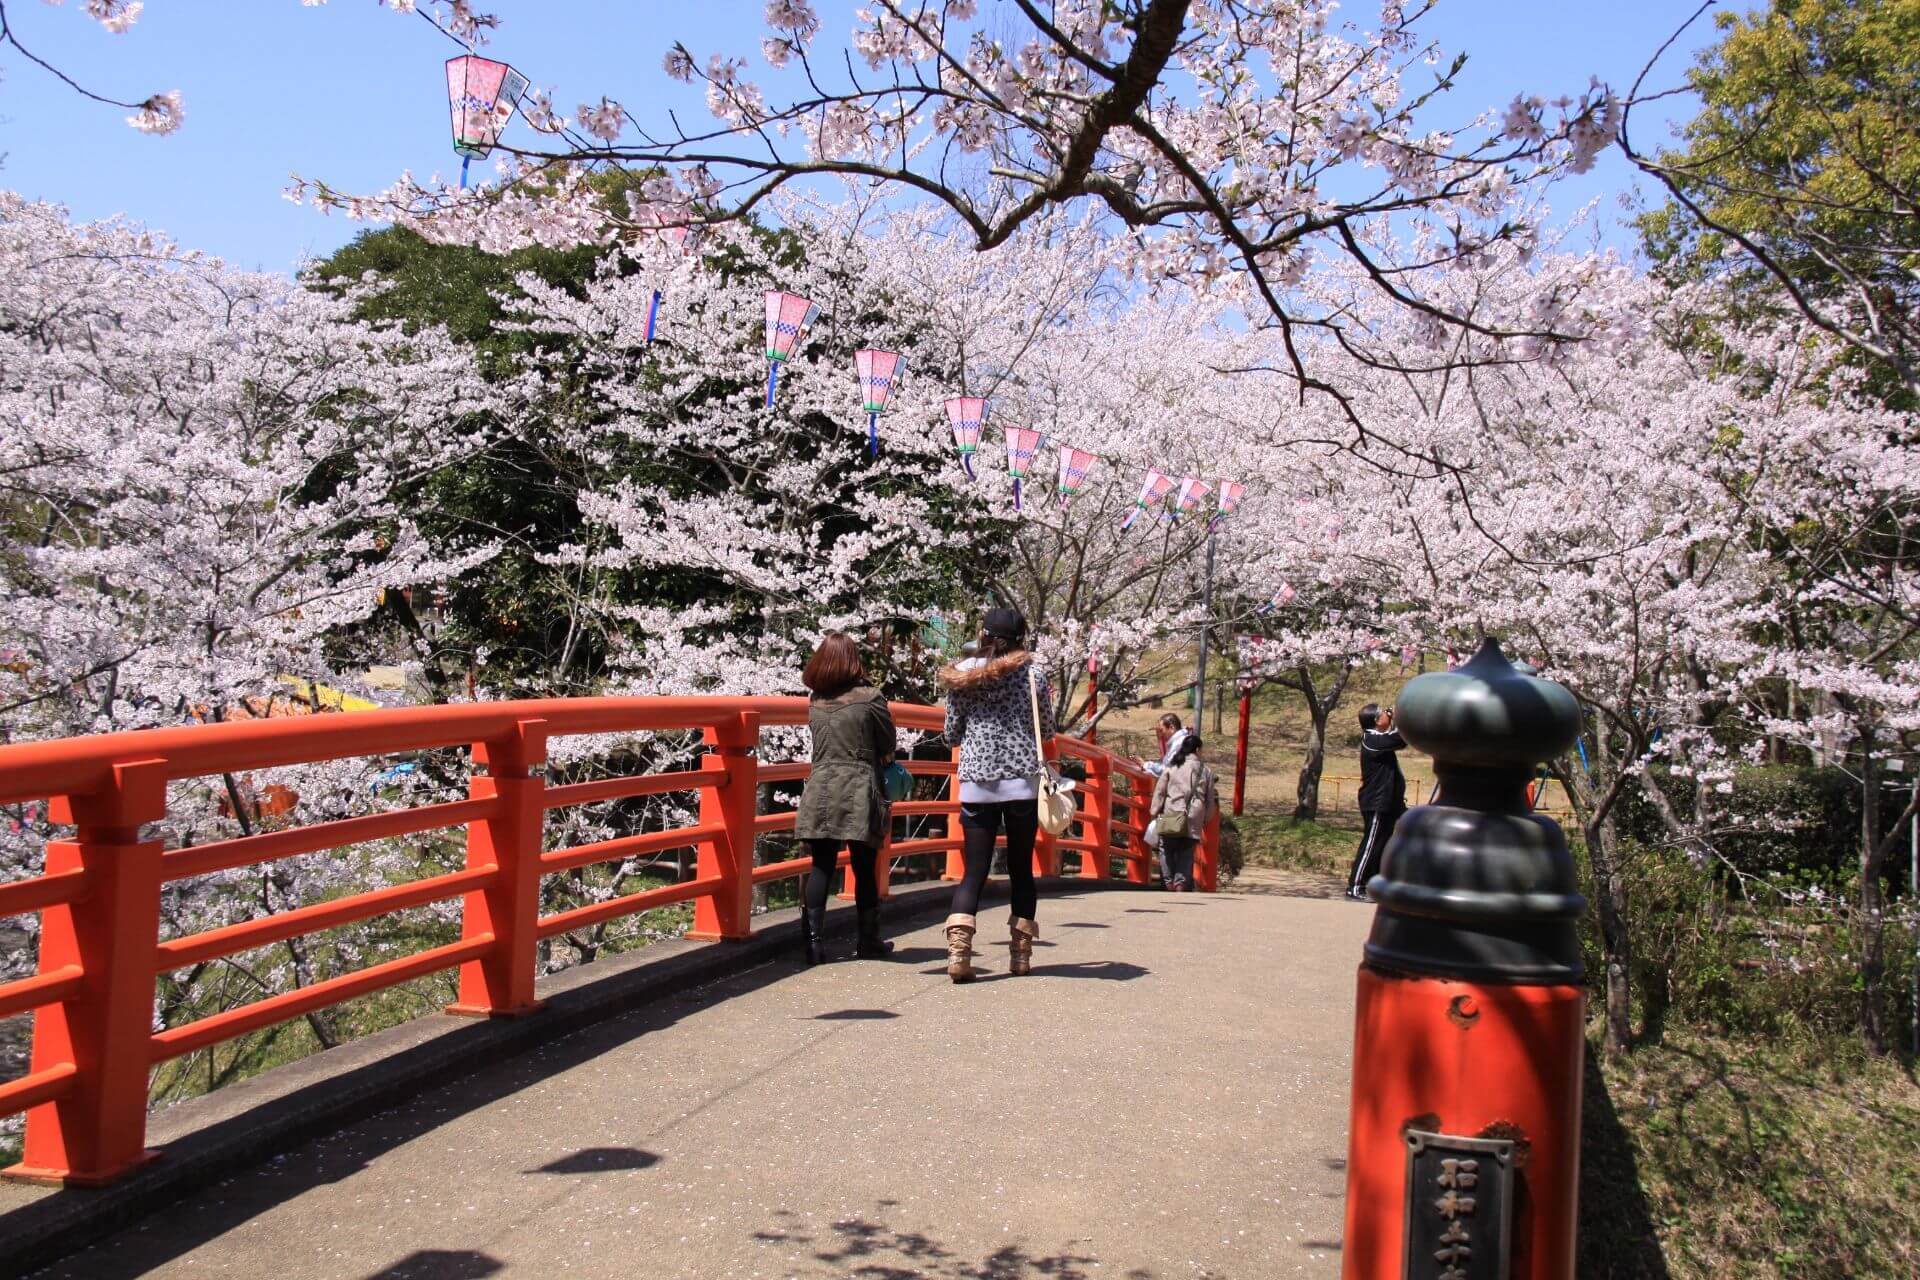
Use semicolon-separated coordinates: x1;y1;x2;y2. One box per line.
0;1;1731;273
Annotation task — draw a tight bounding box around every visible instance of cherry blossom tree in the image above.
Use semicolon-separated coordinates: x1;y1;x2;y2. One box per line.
0;191;520;1100
286;1;1636;452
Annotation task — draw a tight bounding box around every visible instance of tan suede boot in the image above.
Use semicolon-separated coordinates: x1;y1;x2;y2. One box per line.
944;914;977;983
1008;917;1039;976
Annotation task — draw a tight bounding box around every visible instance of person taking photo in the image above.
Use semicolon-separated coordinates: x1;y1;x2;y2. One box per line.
1346;703;1407;900
793;632;897;963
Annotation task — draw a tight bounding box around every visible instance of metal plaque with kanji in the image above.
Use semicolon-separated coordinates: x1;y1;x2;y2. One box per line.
1402;1130;1515;1280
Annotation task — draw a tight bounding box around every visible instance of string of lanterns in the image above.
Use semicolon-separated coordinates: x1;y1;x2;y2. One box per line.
438;57;1244;528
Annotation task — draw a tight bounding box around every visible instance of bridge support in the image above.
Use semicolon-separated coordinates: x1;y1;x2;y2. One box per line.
1079;754;1112;879
689;711;759;941
8;759;167;1185
451;720;548;1017
1341;639;1586;1280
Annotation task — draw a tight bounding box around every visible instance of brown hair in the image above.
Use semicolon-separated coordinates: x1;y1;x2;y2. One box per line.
802;631;866;699
974;631;1020;662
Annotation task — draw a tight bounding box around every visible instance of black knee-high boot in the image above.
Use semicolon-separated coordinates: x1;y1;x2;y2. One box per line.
801;905;829;964
854;906;893;958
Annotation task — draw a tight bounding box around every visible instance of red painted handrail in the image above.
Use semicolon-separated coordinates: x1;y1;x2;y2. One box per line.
0;695;1209;1185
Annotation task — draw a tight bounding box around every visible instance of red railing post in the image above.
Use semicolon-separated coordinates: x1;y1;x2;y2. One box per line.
1080;754;1112;879
1034;738;1061;876
1126;780;1152;885
689;711;758;941
450;719;548;1018
938;748;965;881
9;758;168;1185
1233;684;1252;816
1196;801;1221;892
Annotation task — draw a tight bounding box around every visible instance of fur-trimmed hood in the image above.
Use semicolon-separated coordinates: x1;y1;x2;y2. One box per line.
938;651;1030;691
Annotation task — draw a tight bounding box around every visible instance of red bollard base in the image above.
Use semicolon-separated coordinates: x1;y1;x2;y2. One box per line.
1341;965;1584;1280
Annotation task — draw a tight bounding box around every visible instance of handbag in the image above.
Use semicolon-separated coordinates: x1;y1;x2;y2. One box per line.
880;761;914;803
1027;667;1075;836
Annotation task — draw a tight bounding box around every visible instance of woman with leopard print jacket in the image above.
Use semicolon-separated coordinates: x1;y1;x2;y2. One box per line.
937;607;1053;982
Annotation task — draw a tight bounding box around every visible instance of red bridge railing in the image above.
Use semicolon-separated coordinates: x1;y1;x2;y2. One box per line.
0;696;1216;1184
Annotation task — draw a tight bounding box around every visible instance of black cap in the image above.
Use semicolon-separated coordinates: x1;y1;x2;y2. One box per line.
981;607;1027;642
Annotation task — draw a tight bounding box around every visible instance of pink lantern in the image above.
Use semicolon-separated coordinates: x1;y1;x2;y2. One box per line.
855;349;904;456
763;291;819;407
1004;427;1043;511
1175;475;1213;517
1121;470;1177;530
1211;479;1245;530
1057;447;1099;507
1256;582;1297;615
445;55;528;186
945;397;988;478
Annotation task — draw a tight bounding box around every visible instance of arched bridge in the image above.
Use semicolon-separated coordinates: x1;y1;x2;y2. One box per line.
0;698;1366;1277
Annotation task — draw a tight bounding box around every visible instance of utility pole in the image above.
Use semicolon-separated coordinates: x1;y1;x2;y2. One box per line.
1193;528;1216;732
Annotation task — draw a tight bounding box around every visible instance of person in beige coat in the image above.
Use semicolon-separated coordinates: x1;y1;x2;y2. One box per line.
1150;734;1216;892
793;632;897;964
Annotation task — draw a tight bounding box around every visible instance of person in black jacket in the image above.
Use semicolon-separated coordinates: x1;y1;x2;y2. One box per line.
1346;703;1407;900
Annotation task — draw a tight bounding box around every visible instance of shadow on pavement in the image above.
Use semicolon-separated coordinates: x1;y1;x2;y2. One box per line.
528;1146;660;1174
364;1249;504;1279
812;1008;900;1021
751;1204;1132;1279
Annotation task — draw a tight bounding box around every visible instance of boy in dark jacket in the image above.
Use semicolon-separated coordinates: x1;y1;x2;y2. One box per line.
1346;703;1407;900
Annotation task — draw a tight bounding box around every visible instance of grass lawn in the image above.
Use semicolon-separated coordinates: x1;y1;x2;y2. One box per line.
1581;1030;1920;1279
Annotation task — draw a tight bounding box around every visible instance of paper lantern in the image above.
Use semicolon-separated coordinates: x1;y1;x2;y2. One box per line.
1057;447;1099;507
945;396;988;478
763;290;819;407
1004;427;1043;511
1211;480;1245;530
1120;469;1176;530
445;55;528;186
1175;475;1213;517
1256;582;1297;615
855;349;904;457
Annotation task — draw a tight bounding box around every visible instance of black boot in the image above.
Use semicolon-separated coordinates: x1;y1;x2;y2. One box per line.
802;906;829;965
854;906;894;958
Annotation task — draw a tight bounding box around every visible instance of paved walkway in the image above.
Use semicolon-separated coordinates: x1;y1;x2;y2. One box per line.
37;874;1367;1279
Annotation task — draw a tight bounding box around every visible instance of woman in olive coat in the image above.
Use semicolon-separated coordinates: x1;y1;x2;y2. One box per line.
793;632;898;964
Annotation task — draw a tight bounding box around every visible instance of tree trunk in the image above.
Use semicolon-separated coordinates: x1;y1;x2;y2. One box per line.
1858;726;1890;1054
1295;703;1328;822
1583;813;1634;1055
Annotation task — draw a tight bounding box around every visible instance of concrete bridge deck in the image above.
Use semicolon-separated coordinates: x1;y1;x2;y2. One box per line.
19;872;1365;1279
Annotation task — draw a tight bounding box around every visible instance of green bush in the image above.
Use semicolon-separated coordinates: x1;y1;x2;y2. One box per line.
1574;837;1916;1047
1616;765;1896;886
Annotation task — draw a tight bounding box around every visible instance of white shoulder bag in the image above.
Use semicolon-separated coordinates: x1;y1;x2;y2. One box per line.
1028;667;1075;836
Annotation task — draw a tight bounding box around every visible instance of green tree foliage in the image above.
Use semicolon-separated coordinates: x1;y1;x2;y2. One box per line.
1633;0;1920;396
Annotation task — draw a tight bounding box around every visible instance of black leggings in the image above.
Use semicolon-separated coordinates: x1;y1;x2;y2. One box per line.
805;841;880;911
950;800;1039;920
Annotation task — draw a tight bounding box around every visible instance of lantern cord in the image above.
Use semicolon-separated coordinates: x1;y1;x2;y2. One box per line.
1121;507;1140;531
645;290;661;344
1013;478;1022;512
962;454;974;480
868;412;878;457
766;362;780;409
460;155;471;190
